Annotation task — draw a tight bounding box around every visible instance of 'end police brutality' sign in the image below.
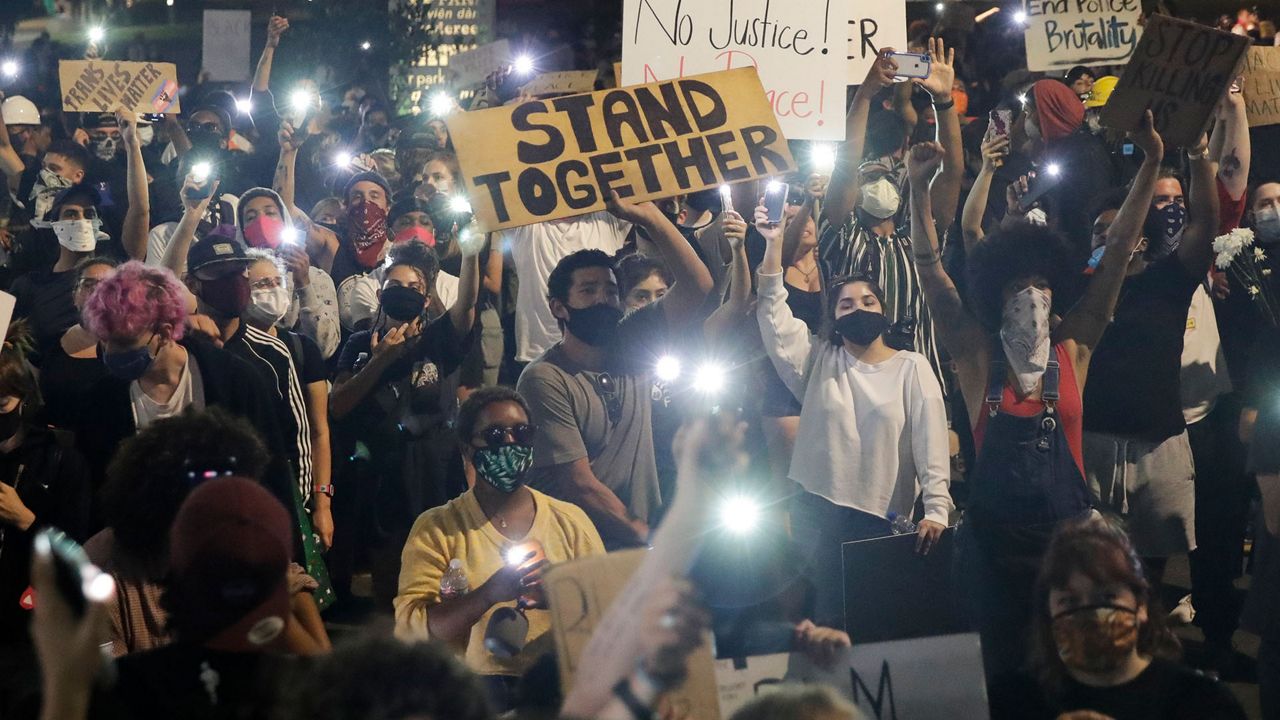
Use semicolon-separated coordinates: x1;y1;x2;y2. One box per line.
449;67;794;232
1024;0;1142;72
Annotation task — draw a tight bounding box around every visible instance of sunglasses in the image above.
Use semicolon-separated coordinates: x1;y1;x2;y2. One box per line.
474;423;536;446
187;121;222;134
591;372;622;425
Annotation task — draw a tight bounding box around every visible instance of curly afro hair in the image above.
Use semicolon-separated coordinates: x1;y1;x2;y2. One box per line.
965;222;1082;332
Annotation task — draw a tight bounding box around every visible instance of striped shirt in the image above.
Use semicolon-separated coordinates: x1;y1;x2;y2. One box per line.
816;214;946;394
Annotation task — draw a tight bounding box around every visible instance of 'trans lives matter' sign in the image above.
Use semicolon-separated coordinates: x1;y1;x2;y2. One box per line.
1023;0;1142;72
1100;14;1249;148
449;67;795;232
622;0;851;141
59;60;181;115
1243;47;1280;128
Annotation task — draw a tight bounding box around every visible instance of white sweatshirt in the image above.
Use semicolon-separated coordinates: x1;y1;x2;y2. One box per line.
757;271;953;525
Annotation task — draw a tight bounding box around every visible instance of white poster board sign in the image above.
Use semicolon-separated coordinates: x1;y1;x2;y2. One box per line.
715;634;989;720
202;10;252;83
847;2;908;84
1023;0;1142;72
622;0;851;141
448;39;512;87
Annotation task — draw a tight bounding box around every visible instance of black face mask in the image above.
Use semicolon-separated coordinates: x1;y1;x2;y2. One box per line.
187;128;224;152
834;310;889;346
0;404;22;441
381;285;427;322
564;303;623;347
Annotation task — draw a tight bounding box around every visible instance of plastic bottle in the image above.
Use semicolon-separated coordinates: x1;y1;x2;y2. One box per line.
440;558;470;600
888;512;917;535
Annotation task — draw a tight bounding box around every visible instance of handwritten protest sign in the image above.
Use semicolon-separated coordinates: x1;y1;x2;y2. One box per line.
202;10;251;82
545;550;721;719
848;2;908;84
1023;0;1142;72
622;0;851;141
1100;14;1248;147
522;70;599;97
448;39;511;87
59;60;181;115
1244;47;1280;128
714;634;989;719
449;67;795;231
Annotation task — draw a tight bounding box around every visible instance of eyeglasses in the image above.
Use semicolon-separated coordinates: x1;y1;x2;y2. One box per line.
591;372;622;425
474;423;536;446
76;277;101;292
187;121;222;134
250;276;284;291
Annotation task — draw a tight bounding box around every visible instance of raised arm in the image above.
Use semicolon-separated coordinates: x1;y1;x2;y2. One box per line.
161;176;220;276
275;122;337;272
447;238;481;336
1056;111;1163;354
703;211;750;344
252;16;289;95
118;111;149;260
1212;89;1249;202
782;186;816;268
755;205;815;398
916;38;964;232
605;190;712;322
961;133;1011;252
824;52;897;228
0;92;25;189
1177;133;1220;276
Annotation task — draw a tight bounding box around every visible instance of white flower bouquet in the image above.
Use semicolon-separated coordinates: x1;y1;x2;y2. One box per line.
1214;227;1278;326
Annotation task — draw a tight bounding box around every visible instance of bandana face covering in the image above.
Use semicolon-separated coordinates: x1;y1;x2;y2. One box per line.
32;169;73;220
1051;604;1140;674
472;444;535;493
1142;203;1186;261
1000;286;1052;395
346;200;390;269
48;218;102;252
393;225;436;247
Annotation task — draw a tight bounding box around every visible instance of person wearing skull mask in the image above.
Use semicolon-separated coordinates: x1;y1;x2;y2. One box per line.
988;517;1246;719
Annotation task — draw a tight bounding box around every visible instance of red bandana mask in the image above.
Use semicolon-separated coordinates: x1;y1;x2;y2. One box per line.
393;225;436;247
346;200;389;269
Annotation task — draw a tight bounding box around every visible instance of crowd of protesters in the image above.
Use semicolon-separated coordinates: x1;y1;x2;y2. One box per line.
0;3;1278;719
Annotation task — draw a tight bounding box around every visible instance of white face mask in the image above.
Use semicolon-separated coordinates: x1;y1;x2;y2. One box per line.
245;285;291;326
859;178;901;220
137;125;155;146
47;218;102;253
1026;114;1043;143
1256;206;1280;244
1000;286;1052;395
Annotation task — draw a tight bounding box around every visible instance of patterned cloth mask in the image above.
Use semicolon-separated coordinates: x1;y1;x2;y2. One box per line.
472;444;535;493
1051;604;1140;674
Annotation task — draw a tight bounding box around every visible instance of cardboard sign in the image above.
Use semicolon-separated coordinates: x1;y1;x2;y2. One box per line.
847;2;908;84
622;0;851;141
1244;47;1280;128
202;9;252;82
59;60;181;115
522;70;599;97
1099;14;1249;147
449;39;512;87
715;634;990;720
449;67;795;231
1023;0;1142;72
544;550;721;720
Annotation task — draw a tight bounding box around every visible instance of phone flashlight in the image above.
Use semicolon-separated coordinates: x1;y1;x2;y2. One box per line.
235;97;253;115
718;495;761;536
1044;162;1062;177
513;55;535;76
764;180;786;224
88;27;106;44
280;226;300;244
191;161;212;183
289;89;312;115
429;91;454;118
1;60;17;79
333;151;353;168
693;361;728;396
810;143;837;174
718;184;734;215
655;355;682;383
450;196;472;214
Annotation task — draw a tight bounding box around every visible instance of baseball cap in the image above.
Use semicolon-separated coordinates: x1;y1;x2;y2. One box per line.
45;183;102;221
1085;76;1119;109
187;231;252;279
167;476;292;653
1;96;39;126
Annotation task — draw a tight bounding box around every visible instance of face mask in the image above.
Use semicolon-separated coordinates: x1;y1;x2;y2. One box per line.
472;444;535;493
137;125;155;146
32;169;73;220
393;225;436;247
1000;286;1052;395
1026;114;1043;143
1051;604;1140;674
246;286;291;326
859;178;901;220
380;284;426;322
187;127;224;151
347;200;390;269
1085;245;1106;274
0;403;23;441
833;309;889;346
103;343;155;381
1255;207;1280;244
199;272;251;317
49;218;100;252
90;135;119;161
564;303;624;347
243;215;286;249
1142;203;1186;260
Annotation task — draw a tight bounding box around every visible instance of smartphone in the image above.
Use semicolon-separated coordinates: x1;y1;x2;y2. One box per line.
889;52;931;81
36;528;91;617
506;540;546;608
140;113;165;124
763;181;786;224
184;160;220;201
989;109;1012;140
718;184;735;216
1018;169;1063;213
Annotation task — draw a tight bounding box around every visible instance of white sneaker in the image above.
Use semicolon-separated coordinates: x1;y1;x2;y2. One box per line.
1168;594;1196;625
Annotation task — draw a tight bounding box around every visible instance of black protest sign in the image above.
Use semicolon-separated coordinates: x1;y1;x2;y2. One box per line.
1100;14;1249;147
448;67;795;231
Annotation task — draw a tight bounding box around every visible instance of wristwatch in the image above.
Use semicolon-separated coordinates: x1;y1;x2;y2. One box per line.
313;484;336;498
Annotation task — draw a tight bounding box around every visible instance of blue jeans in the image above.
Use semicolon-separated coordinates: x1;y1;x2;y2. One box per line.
790;491;890;629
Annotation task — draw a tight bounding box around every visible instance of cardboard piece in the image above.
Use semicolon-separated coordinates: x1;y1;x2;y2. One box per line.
1243;46;1280;128
522;70;599;98
202;9;252;83
1099;14;1249;147
449;39;512;88
59;60;181;115
716;634;989;719
842;529;967;644
545;550;721;720
1023;0;1142;72
0;291;15;350
622;0;852;141
847;1;908;84
448;66;795;231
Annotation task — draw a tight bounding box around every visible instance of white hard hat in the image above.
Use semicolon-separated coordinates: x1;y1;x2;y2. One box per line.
2;96;40;127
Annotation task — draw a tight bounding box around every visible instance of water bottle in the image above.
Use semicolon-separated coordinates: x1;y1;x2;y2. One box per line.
440;558;470;600
888;512;917;535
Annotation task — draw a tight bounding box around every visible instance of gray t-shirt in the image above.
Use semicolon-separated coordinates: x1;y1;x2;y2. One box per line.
517;304;667;528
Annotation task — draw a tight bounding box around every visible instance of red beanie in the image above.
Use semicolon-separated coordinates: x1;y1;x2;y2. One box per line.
1031;79;1084;143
